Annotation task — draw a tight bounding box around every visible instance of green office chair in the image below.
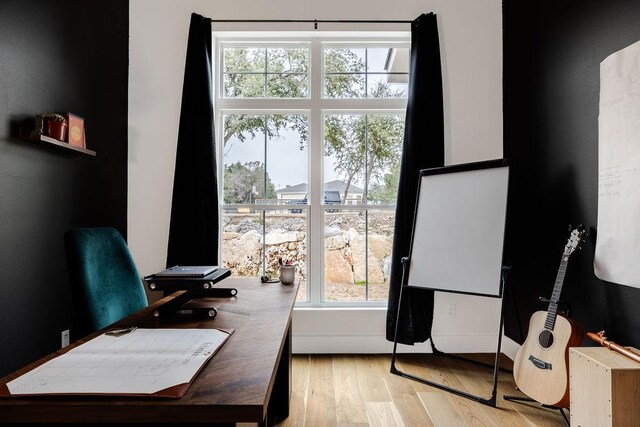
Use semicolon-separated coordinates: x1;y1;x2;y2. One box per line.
64;227;148;336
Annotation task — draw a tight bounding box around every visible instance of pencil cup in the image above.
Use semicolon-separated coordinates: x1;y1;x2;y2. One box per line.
279;265;295;285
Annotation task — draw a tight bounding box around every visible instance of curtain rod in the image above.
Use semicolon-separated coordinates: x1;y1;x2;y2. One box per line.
209;19;412;29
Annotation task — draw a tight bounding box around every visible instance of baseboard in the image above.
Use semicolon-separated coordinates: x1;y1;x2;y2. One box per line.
501;335;521;360
291;307;519;355
292;333;507;354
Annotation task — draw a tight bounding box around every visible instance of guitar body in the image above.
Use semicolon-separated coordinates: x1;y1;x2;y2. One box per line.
513;311;584;407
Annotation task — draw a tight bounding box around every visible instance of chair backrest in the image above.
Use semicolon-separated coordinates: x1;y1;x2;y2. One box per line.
64;227;148;335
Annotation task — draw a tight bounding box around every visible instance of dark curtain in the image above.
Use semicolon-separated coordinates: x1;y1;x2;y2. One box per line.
166;13;219;267
386;13;445;344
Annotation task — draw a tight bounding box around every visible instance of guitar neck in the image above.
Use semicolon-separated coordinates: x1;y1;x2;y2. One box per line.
544;254;570;331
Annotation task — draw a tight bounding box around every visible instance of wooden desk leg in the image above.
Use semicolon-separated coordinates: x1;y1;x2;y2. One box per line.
264;320;292;426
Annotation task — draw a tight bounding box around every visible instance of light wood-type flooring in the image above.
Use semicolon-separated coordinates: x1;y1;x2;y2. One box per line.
275;354;567;426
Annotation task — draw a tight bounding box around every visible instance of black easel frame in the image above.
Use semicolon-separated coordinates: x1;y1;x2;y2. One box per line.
389;159;510;407
390;261;509;407
502;395;569;425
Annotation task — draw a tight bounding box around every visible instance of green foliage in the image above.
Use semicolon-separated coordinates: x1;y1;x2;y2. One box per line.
223;48;310;151
323;51;405;201
223;47;405;203
223;161;276;204
368;161;401;205
223;114;308;150
44;113;66;122
324;48;366;98
222;46;366;149
223;47;264;98
223;47;309;98
324;112;404;202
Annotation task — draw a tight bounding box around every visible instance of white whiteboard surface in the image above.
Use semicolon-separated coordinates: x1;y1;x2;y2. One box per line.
407;164;509;297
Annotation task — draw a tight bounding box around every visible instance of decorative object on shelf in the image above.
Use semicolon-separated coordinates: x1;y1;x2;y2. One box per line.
66;112;85;148
19;112;95;157
29;114;46;139
44;113;67;141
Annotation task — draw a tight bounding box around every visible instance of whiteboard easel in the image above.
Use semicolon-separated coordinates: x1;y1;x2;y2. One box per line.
390;158;510;408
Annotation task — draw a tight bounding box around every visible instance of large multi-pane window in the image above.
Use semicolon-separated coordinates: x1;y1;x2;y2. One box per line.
215;36;409;305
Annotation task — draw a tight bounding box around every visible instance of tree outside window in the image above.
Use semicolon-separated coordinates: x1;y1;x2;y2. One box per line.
218;40;409;304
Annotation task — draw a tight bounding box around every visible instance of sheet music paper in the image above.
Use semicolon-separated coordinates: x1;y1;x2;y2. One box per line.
595;39;640;288
7;329;229;395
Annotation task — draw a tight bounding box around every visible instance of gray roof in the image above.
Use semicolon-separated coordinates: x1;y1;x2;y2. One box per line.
324;180;363;194
276;180;363;194
276;182;308;193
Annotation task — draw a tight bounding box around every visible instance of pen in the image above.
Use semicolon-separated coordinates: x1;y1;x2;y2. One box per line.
106;326;137;336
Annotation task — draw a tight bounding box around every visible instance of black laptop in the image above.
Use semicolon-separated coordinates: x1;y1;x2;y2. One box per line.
154;265;219;277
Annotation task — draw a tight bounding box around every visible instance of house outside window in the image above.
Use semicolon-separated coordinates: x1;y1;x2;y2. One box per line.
215;35;409;306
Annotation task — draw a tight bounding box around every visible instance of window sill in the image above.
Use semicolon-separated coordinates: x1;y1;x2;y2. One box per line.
294;305;387;312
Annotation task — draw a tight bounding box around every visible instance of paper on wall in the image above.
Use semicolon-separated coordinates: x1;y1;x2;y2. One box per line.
595;39;640;288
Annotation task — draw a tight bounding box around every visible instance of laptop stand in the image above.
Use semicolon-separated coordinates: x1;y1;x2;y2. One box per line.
144;268;234;320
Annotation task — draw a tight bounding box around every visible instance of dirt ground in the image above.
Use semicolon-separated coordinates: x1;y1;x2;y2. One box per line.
224;274;389;303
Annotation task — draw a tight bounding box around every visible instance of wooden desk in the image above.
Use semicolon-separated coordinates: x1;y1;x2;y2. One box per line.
0;278;298;425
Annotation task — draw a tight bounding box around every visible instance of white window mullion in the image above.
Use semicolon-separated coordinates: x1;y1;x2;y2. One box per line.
364;115;369;301
214;38;224;266
309;38;324;305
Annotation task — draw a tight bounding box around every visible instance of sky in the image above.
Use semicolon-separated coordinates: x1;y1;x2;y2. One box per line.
223;125;349;191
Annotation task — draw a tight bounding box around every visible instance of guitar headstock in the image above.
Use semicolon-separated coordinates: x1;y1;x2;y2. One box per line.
564;225;587;256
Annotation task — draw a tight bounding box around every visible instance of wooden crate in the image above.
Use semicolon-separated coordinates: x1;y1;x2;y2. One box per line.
570;347;640;427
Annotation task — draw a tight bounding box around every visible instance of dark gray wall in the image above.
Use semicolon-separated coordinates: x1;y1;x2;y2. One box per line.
503;0;640;346
0;0;128;377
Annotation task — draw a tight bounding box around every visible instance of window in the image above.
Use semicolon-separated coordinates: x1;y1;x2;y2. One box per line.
324;46;408;98
223;46;310;98
215;36;409;305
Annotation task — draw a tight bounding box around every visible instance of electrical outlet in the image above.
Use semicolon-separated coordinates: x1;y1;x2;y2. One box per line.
447;304;456;318
61;330;70;348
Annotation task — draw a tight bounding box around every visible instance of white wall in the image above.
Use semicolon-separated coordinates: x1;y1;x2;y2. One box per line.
129;0;503;353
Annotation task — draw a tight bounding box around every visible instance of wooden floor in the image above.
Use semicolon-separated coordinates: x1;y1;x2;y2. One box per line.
275;354;567;427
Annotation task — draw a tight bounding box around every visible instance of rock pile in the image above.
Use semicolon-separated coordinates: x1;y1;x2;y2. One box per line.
222;212;393;286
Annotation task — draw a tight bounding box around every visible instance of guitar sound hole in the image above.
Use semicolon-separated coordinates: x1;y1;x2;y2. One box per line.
538;330;554;348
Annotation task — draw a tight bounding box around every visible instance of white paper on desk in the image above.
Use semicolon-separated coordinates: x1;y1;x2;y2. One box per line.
7;329;229;395
595;38;640;288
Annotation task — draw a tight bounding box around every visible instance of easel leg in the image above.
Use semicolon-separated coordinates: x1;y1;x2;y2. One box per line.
428;266;513;374
390;258;410;375
503;395;569;426
390;263;510;408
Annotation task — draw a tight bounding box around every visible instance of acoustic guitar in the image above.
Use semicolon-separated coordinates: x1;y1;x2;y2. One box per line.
513;226;586;408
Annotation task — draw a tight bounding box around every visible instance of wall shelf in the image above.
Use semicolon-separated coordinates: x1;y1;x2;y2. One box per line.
19;133;96;157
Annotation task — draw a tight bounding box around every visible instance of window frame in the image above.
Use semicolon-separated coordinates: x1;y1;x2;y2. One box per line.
321;42;410;99
220;41;312;100
214;34;409;307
